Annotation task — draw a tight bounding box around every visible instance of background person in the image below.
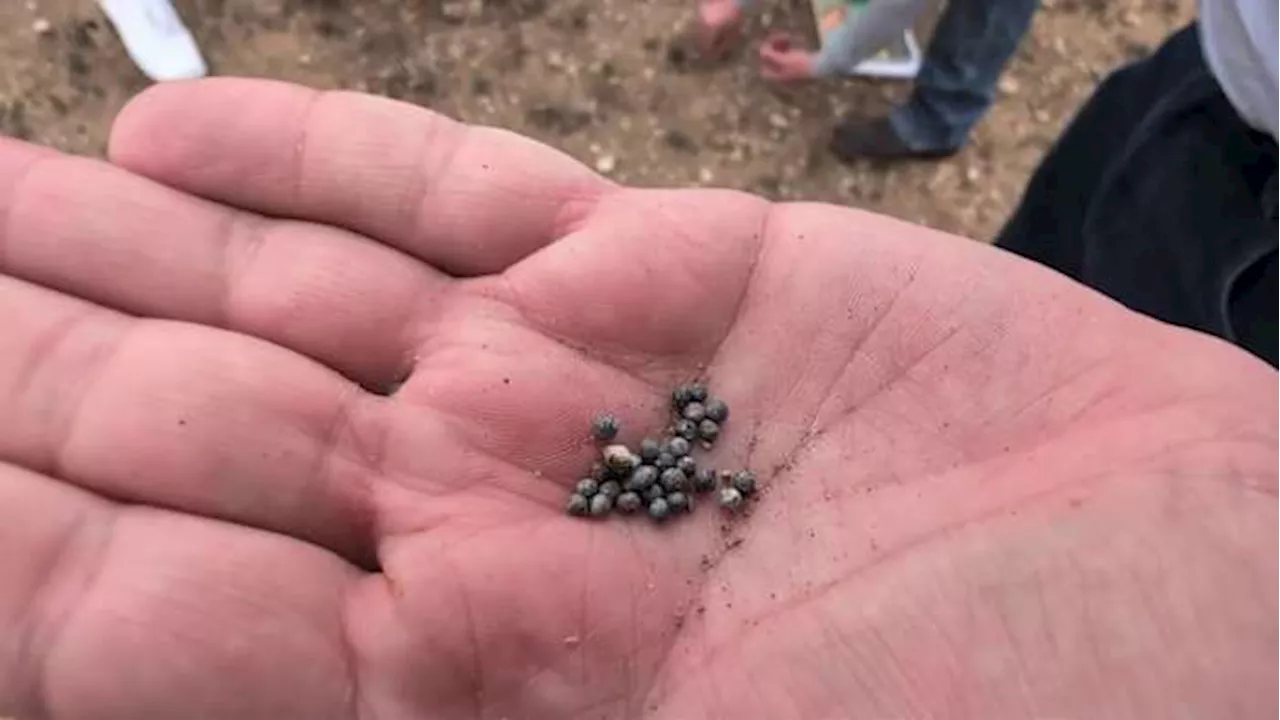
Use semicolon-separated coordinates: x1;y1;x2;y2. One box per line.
696;0;1041;160
994;0;1278;366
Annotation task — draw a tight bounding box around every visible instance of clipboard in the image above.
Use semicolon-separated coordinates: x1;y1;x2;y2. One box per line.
809;0;923;79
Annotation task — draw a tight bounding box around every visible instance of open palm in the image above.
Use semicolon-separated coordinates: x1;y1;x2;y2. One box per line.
1;79;1275;720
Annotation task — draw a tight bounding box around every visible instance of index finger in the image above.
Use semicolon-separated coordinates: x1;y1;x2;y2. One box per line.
108;78;613;277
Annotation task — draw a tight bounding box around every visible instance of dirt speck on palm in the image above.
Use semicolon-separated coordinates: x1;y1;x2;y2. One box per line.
0;0;1191;240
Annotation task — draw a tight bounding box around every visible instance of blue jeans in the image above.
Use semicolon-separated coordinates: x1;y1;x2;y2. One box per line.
889;0;1040;152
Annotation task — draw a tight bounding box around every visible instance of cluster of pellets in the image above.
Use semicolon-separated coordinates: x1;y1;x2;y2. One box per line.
565;382;758;523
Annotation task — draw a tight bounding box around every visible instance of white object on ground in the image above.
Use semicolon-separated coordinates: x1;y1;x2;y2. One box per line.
849;30;922;80
97;0;207;82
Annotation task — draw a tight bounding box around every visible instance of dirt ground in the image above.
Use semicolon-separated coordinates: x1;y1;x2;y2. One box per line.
1;0;1193;241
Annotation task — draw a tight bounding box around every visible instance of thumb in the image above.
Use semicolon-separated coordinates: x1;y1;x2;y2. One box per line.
759;58;785;80
759;43;783;65
758;53;790;80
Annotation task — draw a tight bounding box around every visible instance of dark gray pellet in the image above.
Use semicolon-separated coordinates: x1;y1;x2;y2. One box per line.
682;402;706;423
675;419;698;440
575;478;599;497
731;470;757;496
667;491;690;513
639;437;662;463
704;397;729;422
698;419;720;443
666;437;691;458
616;491;642;513
648;497;671;521
688;383;708;402
589;493;613;517
625;465;659;492
660;467;688;492
672;384;695;409
676;455;698;476
591;413;620;442
566;493;590;516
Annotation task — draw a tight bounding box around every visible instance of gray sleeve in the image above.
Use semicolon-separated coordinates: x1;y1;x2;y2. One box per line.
811;0;930;76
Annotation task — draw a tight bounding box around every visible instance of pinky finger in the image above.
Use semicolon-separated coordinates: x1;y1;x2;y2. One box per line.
0;461;361;719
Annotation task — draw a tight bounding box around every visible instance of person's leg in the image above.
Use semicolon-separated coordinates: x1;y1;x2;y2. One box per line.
993;25;1206;279
831;0;1039;160
1228;248;1278;366
996;24;1279;366
892;0;1040;150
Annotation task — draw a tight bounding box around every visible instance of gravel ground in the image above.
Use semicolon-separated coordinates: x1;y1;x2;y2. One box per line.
0;0;1193;240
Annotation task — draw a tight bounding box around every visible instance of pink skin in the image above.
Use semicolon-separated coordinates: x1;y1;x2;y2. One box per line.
696;0;745;56
759;31;818;81
696;3;815;81
0;78;1276;719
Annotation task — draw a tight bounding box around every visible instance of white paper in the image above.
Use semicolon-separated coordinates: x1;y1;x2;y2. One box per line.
97;0;207;82
850;30;922;80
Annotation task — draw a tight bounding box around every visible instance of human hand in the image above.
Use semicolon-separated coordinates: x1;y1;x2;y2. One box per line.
696;0;744;58
1;78;1275;719
759;31;818;82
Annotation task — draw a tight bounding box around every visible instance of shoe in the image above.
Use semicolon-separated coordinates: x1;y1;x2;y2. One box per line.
829;116;958;163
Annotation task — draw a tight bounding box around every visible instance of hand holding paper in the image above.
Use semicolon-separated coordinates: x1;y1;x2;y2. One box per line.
759;31;819;82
